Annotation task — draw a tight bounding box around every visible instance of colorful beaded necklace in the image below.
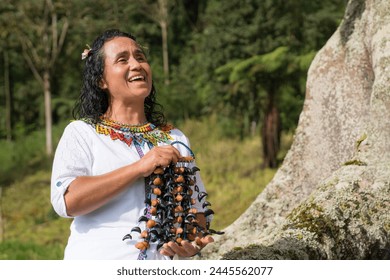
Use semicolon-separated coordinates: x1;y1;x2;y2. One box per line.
82;117;174;147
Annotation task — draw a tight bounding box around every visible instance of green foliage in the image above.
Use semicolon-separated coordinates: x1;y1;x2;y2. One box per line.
0;240;64;260
0;0;347;140
0;121;67;185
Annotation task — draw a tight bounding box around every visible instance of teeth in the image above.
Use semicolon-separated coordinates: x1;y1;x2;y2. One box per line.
129;75;144;82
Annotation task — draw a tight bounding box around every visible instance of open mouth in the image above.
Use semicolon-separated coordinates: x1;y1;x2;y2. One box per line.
128;75;145;82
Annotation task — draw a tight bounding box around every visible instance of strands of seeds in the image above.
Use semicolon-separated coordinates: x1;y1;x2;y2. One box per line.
123;156;223;252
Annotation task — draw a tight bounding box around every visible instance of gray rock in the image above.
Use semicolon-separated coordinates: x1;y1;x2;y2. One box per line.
201;0;390;259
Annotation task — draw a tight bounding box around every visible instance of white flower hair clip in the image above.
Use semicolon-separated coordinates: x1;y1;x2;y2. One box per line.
81;44;92;60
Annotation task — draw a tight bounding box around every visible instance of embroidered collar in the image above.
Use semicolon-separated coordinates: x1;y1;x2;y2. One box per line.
81;117;174;147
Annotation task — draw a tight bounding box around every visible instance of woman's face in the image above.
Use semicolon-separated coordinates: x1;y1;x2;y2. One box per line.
100;36;152;104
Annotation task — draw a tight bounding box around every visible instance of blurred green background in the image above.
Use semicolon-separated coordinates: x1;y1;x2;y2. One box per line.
0;0;347;259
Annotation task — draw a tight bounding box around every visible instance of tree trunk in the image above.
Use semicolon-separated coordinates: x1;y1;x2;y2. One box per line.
261;94;280;168
161;20;170;85
43;71;53;156
4;50;12;142
201;0;390;260
159;0;170;85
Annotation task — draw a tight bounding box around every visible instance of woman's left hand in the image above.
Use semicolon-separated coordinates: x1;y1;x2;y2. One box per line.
160;236;214;258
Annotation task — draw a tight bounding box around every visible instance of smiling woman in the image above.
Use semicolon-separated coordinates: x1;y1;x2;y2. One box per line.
50;29;213;260
99;37;153;114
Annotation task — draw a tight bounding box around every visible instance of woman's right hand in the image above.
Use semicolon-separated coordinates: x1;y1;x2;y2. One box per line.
136;145;181;177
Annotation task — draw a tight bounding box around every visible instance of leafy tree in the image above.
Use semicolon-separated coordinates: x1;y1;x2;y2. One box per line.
10;0;70;155
178;0;346;167
216;47;315;167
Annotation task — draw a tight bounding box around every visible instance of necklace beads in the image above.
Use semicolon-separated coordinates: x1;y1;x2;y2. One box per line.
82;117;173;147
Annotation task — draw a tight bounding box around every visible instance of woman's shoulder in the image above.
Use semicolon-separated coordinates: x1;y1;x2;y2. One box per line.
61;119;96;139
161;124;187;139
64;119;93;131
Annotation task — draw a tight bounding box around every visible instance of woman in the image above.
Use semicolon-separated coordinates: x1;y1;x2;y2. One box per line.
51;29;213;260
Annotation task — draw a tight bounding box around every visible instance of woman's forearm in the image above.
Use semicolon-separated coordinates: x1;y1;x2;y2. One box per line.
64;145;181;217
64;161;144;217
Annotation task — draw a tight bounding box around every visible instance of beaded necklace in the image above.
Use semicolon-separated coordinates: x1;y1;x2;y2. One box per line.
82;117;174;147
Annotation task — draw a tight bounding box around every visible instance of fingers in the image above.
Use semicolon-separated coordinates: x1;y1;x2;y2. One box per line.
159;237;214;258
199;235;214;247
154;146;181;166
138;145;181;177
160;242;176;257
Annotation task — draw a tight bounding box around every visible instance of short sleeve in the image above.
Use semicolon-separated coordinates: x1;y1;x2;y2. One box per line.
50;122;93;218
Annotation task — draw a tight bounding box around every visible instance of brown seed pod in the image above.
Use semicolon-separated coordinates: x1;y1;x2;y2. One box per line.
175;175;185;183
135;241;149;250
188;208;198;214
140;230;148;239
151;199;159;207
177;186;183;193
191;198;196;205
146;219;156;228
175;194;183;202
153;177;163;186
180;156;193;162
153;187;161;196
176;227;184;235
174;205;184;213
175;216;183;223
176;237;183;244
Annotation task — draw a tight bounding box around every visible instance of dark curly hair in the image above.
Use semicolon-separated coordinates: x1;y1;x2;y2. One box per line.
73;29;167;127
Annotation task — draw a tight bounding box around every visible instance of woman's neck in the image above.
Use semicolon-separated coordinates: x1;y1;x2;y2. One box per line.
104;105;147;125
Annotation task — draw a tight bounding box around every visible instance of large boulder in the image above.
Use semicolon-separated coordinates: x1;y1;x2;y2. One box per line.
202;0;390;259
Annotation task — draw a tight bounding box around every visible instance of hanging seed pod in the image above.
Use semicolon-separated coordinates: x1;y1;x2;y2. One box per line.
175;175;185;183
153;177;163;186
135;241;149;250
151;199;159;207
188;208;197;214
140;230;148;239
176;227;184;235
176;237;183;244
153;187;162;196
174;205;184;213
175;216;183;224
146;219;156;228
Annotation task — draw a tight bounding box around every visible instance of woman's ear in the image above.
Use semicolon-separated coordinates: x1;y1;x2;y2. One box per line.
99;78;108;90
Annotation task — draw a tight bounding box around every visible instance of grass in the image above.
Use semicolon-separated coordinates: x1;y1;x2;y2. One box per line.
0;117;292;259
